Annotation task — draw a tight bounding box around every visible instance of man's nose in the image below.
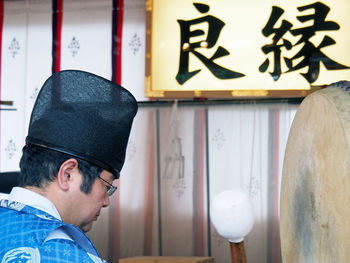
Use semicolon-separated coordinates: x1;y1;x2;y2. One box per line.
103;194;110;207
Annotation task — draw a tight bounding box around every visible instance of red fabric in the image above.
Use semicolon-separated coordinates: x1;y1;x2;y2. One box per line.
0;0;3;85
272;110;281;263
143;113;156;255
55;0;63;72
115;0;123;85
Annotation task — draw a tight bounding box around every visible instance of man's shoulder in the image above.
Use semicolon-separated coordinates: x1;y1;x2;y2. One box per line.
0;202;106;262
0;199;60;221
0;200;62;231
0;200;105;263
0;200;64;251
0;233;107;263
41;238;107;262
1;240;107;263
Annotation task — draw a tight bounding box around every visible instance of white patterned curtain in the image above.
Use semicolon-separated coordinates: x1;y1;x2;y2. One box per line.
89;102;298;263
208;103;297;263
60;0;112;79
1;0;53;171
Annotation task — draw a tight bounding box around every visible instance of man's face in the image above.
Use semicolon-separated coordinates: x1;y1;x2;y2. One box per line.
68;170;114;232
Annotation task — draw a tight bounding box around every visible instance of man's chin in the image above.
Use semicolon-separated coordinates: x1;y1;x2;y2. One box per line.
80;221;94;233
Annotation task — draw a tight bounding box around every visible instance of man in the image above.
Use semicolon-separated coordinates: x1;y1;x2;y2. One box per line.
0;70;138;262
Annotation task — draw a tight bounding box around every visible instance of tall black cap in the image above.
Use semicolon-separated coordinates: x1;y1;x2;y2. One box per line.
26;70;138;178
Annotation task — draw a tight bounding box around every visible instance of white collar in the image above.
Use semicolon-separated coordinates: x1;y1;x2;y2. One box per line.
9;187;62;220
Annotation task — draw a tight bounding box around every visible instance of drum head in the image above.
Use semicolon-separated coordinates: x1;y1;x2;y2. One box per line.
281;83;350;262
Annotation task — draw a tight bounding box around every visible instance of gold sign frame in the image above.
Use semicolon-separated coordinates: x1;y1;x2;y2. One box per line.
145;0;350;99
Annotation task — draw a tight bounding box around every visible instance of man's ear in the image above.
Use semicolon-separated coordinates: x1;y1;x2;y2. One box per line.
57;158;78;191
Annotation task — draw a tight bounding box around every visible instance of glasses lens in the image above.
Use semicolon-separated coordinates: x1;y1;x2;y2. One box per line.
106;186;117;196
98;176;117;196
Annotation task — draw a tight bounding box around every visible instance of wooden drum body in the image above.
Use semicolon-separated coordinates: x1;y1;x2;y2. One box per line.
281;83;350;262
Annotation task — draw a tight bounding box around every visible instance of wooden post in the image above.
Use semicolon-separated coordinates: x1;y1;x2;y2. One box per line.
230;241;247;263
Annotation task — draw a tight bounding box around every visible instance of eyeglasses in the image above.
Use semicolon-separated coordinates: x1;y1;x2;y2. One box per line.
97;176;117;196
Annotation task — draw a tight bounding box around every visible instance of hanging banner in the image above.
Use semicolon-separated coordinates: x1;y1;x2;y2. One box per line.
145;0;350;98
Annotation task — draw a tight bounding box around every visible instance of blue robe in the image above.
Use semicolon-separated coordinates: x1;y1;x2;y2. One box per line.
0;199;107;262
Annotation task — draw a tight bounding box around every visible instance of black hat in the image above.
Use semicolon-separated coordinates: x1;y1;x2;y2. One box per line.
26;70;138;178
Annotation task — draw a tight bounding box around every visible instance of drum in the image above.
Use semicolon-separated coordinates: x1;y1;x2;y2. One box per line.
281;81;350;263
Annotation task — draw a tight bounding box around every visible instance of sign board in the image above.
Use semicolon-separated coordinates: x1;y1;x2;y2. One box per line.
145;0;350;98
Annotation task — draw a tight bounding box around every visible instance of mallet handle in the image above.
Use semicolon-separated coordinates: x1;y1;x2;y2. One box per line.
230;241;247;263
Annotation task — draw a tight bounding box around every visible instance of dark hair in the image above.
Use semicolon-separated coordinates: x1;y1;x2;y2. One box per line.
19;144;103;193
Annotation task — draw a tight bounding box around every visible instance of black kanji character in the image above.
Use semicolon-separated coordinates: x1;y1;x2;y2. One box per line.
176;3;245;84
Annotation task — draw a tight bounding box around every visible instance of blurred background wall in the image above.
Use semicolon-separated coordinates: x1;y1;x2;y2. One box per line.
0;0;302;262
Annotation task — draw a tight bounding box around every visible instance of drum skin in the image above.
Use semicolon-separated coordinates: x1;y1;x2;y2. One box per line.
281;85;350;263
